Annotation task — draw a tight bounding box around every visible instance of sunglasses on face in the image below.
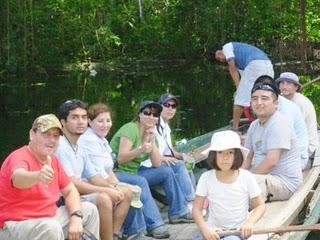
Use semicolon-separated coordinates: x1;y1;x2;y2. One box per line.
142;111;160;118
163;103;177;109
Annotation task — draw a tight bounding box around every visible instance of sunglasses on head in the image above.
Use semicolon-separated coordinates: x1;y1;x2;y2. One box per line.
63;99;87;108
163;103;177;109
251;83;278;96
142;110;160;118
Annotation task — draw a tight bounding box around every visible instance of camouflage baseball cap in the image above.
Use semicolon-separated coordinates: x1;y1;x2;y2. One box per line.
32;114;63;135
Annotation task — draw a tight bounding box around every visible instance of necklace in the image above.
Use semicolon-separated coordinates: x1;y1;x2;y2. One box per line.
64;135;78;155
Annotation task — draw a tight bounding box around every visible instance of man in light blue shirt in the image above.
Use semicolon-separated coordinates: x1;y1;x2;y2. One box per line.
55;99;149;240
215;42;274;130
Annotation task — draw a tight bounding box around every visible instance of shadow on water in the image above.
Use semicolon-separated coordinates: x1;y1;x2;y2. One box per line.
0;62;234;162
0;62;319;239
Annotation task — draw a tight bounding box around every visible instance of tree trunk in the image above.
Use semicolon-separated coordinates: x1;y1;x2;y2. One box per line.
299;0;307;73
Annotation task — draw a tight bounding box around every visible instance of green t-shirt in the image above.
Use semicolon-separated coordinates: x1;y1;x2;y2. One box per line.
110;121;150;174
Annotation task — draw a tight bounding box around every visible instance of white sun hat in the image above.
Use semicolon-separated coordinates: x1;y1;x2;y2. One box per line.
202;130;249;159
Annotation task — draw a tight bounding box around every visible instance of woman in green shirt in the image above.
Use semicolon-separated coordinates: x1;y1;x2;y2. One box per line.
111;100;193;224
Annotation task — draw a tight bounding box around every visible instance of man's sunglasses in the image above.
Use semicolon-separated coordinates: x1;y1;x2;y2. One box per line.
163;103;177;109
142;111;160;118
251;83;279;96
63;99;87;108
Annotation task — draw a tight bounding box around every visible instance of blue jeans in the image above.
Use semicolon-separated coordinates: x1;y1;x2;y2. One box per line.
138;165;189;219
116;172;164;234
170;160;195;202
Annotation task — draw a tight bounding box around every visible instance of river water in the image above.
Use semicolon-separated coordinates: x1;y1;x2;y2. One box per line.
0;62;234;162
0;62;319;238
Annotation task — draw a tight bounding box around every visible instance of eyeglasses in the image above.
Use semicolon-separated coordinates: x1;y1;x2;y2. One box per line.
142;111;160;118
251;83;278;96
163;103;177;109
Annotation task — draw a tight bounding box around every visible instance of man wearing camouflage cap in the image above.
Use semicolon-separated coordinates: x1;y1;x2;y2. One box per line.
0;114;99;240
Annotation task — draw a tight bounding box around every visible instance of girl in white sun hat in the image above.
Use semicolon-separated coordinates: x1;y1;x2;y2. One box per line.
192;130;266;240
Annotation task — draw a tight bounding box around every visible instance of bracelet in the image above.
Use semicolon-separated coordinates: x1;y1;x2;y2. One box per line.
108;183;119;189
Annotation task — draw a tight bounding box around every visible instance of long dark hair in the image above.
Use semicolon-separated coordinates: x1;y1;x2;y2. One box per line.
207;148;244;170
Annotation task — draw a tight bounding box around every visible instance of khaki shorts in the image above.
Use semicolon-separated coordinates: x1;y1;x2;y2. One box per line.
254;174;293;201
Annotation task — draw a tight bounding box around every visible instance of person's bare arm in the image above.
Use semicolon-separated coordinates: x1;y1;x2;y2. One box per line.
106;171;119;184
117;136;145;164
252;149;282;174
61;182;83;240
12;156;54;189
149;143;162;167
242;151;254;170
68;175;124;204
240;195;266;238
193;195;220;240
227;59;240;87
12;165;54;189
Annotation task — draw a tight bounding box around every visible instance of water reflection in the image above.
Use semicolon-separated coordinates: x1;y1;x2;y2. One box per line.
0;63;234;162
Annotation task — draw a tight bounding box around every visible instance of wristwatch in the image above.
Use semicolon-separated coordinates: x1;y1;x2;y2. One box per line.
70;210;83;219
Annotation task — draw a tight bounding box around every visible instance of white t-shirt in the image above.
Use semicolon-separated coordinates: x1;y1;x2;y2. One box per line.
292;93;319;156
196;169;261;229
155;117;174;156
222;42;235;61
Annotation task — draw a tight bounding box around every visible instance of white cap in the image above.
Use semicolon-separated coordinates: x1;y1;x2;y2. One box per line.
202;130;249;159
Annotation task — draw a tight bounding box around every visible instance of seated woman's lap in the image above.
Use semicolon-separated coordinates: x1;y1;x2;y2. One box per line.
138;164;174;186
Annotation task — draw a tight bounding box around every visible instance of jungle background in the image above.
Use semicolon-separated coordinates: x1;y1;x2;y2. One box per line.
0;0;319;160
0;1;320;238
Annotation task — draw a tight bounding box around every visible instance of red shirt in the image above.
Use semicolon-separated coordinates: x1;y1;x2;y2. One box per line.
0;146;70;228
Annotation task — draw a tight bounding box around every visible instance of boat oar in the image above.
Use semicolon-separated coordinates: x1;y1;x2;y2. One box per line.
218;224;320;237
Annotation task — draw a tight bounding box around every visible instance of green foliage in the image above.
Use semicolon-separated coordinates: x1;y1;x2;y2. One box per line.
0;0;320;71
300;75;320;120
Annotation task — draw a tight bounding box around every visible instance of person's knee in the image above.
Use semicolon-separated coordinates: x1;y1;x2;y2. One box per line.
121;186;133;201
40;219;64;239
175;160;188;172
134;175;149;189
161;165;174;176
96;192;113;212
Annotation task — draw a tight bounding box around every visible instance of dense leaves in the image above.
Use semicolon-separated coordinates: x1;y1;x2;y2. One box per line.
1;0;320;70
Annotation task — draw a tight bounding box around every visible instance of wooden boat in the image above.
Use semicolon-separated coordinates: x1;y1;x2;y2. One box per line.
248;131;320;240
159;124;320;240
